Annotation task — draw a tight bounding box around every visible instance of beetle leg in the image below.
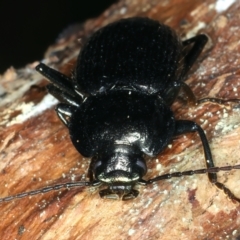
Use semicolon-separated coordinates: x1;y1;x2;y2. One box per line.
47;84;81;107
177;82;198;105
55;103;77;127
36;63;85;104
181;34;208;77
174;120;215;172
173;120;238;200
36;63;75;95
178;80;240;106
145;165;240;202
178;34;240;106
145;120;239;201
163;35;207;105
177;82;240;106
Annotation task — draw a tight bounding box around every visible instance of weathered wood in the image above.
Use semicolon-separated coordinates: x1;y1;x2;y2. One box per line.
0;0;240;239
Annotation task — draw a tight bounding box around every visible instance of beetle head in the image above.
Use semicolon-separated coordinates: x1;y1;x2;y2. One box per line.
92;146;147;200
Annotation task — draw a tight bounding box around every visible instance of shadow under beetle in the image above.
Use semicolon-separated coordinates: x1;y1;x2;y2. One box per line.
1;17;240;202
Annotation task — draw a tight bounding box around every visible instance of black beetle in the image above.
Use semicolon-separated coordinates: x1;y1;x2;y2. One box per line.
1;17;240;202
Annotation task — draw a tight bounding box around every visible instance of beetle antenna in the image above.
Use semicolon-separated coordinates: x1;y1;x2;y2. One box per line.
145;164;240;202
1;165;240;203
0;181;97;203
146;164;240;183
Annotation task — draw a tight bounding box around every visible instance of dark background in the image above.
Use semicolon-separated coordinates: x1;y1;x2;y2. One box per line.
0;0;117;73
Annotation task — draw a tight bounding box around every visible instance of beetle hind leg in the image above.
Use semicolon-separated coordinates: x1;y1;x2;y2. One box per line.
47;84;81;107
36;63;84;106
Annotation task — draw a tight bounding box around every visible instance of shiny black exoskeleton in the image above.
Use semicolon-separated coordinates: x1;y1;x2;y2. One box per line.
34;17;240;201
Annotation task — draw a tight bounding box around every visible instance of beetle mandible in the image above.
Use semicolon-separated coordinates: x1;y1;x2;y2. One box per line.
1;17;240;202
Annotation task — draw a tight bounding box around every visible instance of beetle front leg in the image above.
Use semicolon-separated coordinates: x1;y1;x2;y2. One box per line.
174;120;216;181
174;120;238;200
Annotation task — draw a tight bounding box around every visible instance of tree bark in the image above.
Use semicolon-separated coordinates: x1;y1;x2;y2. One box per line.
0;0;240;239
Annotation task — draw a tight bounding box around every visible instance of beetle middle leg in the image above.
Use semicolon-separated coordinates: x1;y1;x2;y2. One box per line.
181;34;208;78
179;80;240;106
165;34;208;105
179;35;240;106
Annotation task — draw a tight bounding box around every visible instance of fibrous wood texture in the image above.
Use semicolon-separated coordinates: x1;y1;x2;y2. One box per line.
1;0;240;239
